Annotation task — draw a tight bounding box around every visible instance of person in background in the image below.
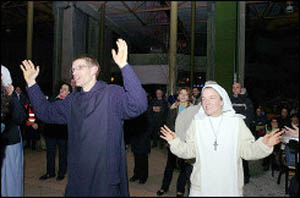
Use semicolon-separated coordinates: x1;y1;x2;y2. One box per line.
230;82;254;184
283;114;299;167
149;88;168;148
23;102;40;150
20;39;147;196
14;86;29;143
191;87;201;105
70;78;80;93
128;111;151;184
263;118;280;171
1;77;14;174
278;107;290;129
14;86;28;106
1;66;27;196
254;106;268;140
39;82;72;181
157;87;192;197
160;81;284;196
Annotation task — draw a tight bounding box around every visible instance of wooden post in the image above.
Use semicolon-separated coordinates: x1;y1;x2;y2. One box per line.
53;4;64;94
190;1;196;88
26;1;34;59
168;1;178;96
98;3;105;81
238;1;246;87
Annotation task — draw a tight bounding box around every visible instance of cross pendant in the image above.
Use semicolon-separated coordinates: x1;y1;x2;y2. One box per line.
213;140;218;151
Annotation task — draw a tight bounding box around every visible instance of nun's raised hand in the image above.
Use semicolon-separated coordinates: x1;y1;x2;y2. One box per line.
262;128;285;147
160;125;177;142
20;60;40;87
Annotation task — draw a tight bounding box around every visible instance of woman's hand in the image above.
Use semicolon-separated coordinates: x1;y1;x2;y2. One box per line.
284;124;299;138
160;125;177;142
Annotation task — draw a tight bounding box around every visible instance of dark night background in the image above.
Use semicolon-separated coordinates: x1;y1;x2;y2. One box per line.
1;1;299;113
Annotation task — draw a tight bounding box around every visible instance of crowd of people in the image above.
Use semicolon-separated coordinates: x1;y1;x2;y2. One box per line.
1;38;299;197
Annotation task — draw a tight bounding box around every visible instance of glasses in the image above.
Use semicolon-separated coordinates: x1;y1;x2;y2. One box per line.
70;65;89;73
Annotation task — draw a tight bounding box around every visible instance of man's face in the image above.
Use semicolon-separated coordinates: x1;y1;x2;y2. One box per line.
281;108;288;119
71;59;96;89
256;108;262;116
201;88;224;117
156;89;163;99
232;82;242;96
15;87;22;94
70;79;76;88
192;88;200;97
59;84;71;98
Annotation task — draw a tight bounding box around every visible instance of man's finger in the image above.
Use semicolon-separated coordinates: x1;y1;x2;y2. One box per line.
22;60;29;70
20;65;25;72
28;60;35;69
111;49;116;58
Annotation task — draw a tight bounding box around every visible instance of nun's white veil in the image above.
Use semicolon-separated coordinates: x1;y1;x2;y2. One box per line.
194;81;245;120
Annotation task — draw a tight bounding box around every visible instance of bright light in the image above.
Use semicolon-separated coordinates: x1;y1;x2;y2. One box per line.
110;77;115;82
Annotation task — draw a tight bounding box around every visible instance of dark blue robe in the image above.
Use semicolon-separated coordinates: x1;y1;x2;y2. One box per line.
26;65;147;196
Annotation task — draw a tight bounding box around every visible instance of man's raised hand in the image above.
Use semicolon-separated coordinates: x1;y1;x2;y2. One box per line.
111;38;128;69
20;60;40;87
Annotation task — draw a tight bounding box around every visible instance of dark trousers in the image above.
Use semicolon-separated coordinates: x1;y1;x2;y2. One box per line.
45;137;67;176
25;126;39;149
160;149;188;193
185;163;193;196
243;159;250;179
151;124;161;146
133;153;148;182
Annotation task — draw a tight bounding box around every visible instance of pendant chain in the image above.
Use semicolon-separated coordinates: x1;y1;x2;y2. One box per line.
208;115;223;151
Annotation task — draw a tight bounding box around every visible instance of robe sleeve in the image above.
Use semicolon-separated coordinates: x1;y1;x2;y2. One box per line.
116;64;148;120
169;120;197;159
239;118;273;160
26;84;70;124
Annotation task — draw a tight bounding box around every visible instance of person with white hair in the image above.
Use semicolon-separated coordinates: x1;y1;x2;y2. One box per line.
160;81;284;196
1;65;27;196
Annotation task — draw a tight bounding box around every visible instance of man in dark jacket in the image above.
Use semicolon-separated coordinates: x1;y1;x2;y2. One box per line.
39;82;72;181
230;82;254;185
149;88;168;148
20;39;148;196
128;111;151;184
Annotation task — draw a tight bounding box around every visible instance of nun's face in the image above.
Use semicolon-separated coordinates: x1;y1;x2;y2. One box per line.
201;88;224;117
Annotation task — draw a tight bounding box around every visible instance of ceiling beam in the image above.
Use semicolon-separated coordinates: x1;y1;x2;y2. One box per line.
121;1;146;26
86;3;207;16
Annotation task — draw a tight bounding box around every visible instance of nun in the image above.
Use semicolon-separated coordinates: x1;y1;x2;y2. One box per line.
160;81;284;196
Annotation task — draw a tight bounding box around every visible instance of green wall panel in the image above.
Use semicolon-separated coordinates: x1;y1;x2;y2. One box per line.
214;2;237;93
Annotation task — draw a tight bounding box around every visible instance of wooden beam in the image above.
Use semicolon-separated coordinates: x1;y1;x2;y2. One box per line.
135;1;146;10
99;4;208;15
262;2;274;17
120;20;207;27
121;1;146;26
26;1;34;59
168;1;177;96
